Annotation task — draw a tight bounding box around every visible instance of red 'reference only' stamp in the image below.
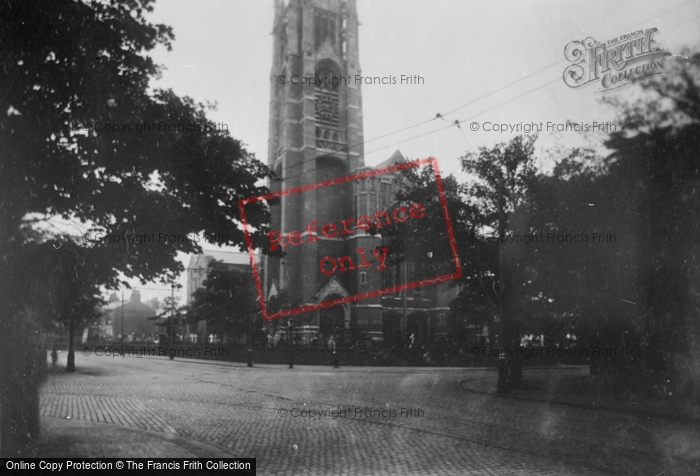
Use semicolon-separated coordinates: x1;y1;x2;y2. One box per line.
239;157;462;321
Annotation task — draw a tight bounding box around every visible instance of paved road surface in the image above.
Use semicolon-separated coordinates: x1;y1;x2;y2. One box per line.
39;352;699;475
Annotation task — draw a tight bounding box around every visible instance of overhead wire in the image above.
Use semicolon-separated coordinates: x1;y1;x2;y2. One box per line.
269;0;697;187
277;76;562;187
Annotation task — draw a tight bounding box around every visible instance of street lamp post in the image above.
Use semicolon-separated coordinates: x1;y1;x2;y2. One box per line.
247;314;255;368
121;290;125;350
169;283;175;360
287;319;294;369
401;257;407;336
496;173;510;393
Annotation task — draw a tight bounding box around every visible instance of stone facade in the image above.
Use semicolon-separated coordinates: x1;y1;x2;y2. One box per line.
186;250;256;305
265;0;457;345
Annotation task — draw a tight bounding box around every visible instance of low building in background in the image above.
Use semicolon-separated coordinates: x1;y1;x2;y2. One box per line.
186;250;260;343
94;290;159;342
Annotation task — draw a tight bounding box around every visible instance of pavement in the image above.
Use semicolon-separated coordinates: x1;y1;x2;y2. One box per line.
31;351;700;475
460;365;700;422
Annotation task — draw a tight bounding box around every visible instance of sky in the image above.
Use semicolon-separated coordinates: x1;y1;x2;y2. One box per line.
121;0;700;305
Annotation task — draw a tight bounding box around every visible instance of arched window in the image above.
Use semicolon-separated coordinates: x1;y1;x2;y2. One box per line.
315;64;340;128
314;8;337;48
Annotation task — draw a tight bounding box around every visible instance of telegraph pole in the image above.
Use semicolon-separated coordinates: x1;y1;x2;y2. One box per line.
401;259;407;335
497;172;510;393
287;319;294;369
169;283;175;360
121;290;125;348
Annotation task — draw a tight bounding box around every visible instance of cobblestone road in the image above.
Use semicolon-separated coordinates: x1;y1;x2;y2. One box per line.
39;352;699;475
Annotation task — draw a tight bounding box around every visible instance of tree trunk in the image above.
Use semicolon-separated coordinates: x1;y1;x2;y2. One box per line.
168;317;175;360
247;316;254;367
0;311;46;456
67;320;75;372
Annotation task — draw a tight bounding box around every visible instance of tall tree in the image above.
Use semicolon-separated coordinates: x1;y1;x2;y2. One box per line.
515;51;700;392
156;285;184;352
599;50;700;392
0;0;273;455
362;157;512;350
187;261;259;343
516;147;642;364
53;242;107;372
461;134;539;230
376;163;473;280
459;135;539;345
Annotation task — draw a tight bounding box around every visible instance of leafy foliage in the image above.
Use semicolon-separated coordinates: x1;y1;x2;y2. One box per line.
1;0;274;291
187;261;259;340
372;164;473;279
452;135;540;336
0;0;275;451
513;51;700;392
461;134;539;229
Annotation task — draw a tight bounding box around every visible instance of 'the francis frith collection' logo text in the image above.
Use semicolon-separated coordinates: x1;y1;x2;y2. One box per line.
563;28;671;91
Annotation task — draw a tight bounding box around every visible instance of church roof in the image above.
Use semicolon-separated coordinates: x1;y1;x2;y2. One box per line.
187;249;254;271
374;150;406;170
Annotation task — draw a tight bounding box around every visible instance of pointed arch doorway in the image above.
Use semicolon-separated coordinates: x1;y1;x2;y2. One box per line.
315;277;351;347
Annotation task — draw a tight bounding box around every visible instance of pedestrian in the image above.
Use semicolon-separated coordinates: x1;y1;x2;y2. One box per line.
51;347;58;367
333;349;339;368
327;335;336;350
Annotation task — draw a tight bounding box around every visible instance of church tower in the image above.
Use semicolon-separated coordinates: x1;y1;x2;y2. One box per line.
266;0;371;338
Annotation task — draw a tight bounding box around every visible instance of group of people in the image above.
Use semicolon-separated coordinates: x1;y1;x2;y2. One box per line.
263;331;341;351
260;331;340;367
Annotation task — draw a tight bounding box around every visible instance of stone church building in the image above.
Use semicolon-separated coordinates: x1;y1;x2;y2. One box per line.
262;0;459;346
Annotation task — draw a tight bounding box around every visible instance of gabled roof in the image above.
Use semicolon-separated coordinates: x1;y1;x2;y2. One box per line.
188;250;255;272
102;301;122;311
201;249;253;264
374;150;406;170
315;276;350;302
